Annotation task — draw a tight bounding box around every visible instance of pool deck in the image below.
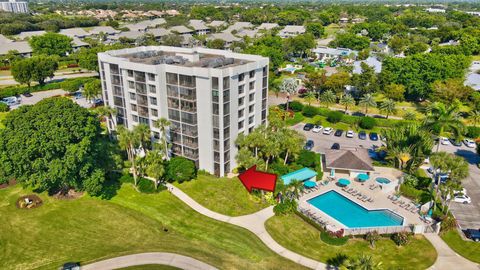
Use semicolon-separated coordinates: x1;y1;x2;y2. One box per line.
299;168;426;234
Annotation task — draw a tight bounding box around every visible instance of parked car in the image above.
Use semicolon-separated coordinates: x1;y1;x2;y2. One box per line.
449;138;462;147
440;137;450;145
323;127;333;135
303;123;314;131
61;262;80;270
358;131;367;140
304;140;314;151
331;143;340;150
346;130;354;138
92;98;104;107
312;125;323;133
453;194;471;204
463;139;476;148
22;92;32;97
0;96;20;106
465;229;480;242
334;129;344;137
369;132;378;141
73;92;83;100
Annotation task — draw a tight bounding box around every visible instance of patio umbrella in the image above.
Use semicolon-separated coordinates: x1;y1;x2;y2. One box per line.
337;178;351;187
304;180;317;188
357;173;369;182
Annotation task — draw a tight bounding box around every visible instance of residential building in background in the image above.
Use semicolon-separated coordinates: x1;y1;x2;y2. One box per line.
98;46;269;176
0;0;28;13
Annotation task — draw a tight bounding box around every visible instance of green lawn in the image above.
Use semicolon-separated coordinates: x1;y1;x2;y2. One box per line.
265;214;437;270
0;111;8;128
0;184;305;270
173;173;270;216
119;265;180;270
441;230;480;263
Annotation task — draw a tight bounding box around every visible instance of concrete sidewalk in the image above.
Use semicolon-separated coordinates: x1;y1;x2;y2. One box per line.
425;233;478;270
81;252;217;270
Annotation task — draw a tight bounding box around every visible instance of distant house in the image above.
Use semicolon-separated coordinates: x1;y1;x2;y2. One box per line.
426;8;446;13
339;17;349;24
313;46;357;60
71;37;89;51
257;23;279;31
125;18;166;32
208;32;241;48
169;25;194;36
324;149;374;178
279;25;305;38
236;29;259;39
17;30;46;40
224;22;254;33
88;26;120;36
110;31;145;41
188;20;210;35
0;41;32;57
59;28;90;38
208;20;227;28
146;28;171;40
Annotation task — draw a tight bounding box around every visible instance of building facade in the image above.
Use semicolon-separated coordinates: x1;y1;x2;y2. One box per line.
0;0;28;13
98;46;269;177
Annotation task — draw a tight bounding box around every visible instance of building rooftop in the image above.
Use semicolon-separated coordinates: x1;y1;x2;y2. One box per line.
281;25;306;33
59;28;90;38
208;20;227;27
89;26;120;35
17;30;46;40
125;18;166;32
325;149;374;172
0;41;32;55
209;32;241;43
257;23;279;30
100;46;267;69
169;25;193;34
189;20;209;31
147;28;170;37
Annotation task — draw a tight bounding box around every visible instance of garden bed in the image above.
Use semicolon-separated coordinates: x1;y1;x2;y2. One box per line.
16;194;43;209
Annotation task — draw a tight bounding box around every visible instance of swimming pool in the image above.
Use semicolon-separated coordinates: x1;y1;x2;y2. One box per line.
307;190;404;228
376;177;391;184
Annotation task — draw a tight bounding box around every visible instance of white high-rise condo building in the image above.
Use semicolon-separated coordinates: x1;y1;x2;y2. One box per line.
0;0;28;13
98;46;269;176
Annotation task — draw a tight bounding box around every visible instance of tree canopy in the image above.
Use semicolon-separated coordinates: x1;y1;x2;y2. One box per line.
29;32;73;56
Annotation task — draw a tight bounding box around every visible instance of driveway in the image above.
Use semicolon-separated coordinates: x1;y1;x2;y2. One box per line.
291;123;383;154
9;89;92;110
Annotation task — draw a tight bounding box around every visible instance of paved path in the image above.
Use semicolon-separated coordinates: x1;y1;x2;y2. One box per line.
425;233;479;270
167;184;327;270
81;252;217;270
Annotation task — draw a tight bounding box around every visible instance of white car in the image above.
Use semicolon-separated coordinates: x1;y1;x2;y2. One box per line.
453;194;471;204
323;127;333;135
346;130;354;138
312;125;323;133
463;139;476;148
440;137;450;145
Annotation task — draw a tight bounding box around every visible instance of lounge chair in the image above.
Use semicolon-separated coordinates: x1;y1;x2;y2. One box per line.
411;207;418;214
351;190;358;196
367;197;374;203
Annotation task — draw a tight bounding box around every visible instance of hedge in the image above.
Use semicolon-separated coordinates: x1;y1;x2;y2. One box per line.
466;126;480;139
320;231;349;246
0;77;97;99
289;100;304;112
0;102;9;112
359;117;376;129
327;111;343;123
302;105;318;117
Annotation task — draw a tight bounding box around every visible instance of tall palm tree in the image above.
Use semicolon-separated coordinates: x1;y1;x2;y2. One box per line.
263;137;280;171
359;94;377;115
154;117;171;160
344;254;383;270
320;90;336;108
469;110;480;127
288;179;304;199
340;94;355;114
379;99;396;119
403;111;416;121
280;128;304;165
117;125;141;186
423;102;465;152
134;124;151;151
304;91;316;105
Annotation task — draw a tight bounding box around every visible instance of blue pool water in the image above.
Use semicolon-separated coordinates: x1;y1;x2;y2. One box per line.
307;191;403;228
376;177;391;184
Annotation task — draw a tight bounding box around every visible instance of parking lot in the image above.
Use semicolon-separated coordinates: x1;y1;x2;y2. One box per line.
7;89;91;110
293;122;480;230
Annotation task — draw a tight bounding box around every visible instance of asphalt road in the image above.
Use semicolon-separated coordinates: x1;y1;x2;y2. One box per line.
293;122;480;230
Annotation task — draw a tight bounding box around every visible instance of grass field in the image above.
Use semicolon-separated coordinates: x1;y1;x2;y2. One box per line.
0;184;305;270
441;230;480;263
173;173;270;216
265;214;437;270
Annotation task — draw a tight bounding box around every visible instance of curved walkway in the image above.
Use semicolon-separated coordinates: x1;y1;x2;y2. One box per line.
425;233;478;270
81;252;217;270
167;184;327;270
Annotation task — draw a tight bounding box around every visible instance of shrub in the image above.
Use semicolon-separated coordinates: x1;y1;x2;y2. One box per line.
321;230;349;246
273;199;297;215
440;215;457;232
391;232;410;246
400;184;424;201
297;150;317;167
403;174;419;188
270;160;290;176
359;116;376;129
166;157;196;183
302;105;318;117
312;115;323;125
289;100;304;112
0;102;9;112
466;126;480;139
286;112;305;126
327;111;343;123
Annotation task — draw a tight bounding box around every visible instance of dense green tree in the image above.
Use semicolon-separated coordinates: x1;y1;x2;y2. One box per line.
431;78;473;103
323;71;350;95
11;55;58;86
329;33;370;50
388;35;409;54
404;42;429;56
29;32;73;56
166;157;196;183
352;62;378;95
306;22;325;38
383;84;405;101
351;21;391;41
206;38;226;49
10;58;34;87
0;98;107;195
304;91;316;106
161;34;183;47
144;150;165;189
284;33;316;56
83;79;101;102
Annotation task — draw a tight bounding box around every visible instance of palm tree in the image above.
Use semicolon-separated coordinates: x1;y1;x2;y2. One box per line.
423;102;465;152
365;231;380;248
262;137;280;171
344;254;383;270
340;94;355;114
117;125;141;186
403;111;416;121
288;179;304;199
320;90;336;108
280;128;304;165
154;117;171;160
359;94;377;115
145;150;165;189
379;99;396;119
83;79;101;103
304;91;316;105
469;110;480;127
134;124;151;151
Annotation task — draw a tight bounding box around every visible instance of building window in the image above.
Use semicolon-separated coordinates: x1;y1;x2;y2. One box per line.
223;76;230;89
166;73;178;84
129;92;136;100
238;85;244;95
127;70;133;77
249;104;254;113
148;73;156;81
150;96;157;105
131;104;137;111
249;70;255;78
139;117;149;125
223;102;230;115
249;81;255;90
249;93;255;102
238;120;244;129
238;109;244;118
128;81;135;89
132;115;138;122
179;75;195;87
238;73;244;82
263;66;267;76
151;108;158;117
153;132;160;139
212;77;219;90
148;84;156;93
238;97;244;106
249;116;254;124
